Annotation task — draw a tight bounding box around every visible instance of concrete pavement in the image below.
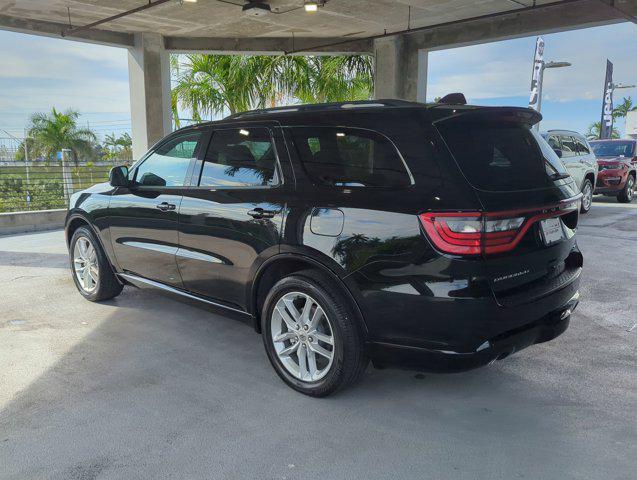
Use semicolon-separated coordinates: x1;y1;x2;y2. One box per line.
0;197;635;480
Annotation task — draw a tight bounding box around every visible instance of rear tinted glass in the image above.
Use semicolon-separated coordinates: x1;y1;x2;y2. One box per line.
436;121;563;191
199;128;279;187
289;127;412;187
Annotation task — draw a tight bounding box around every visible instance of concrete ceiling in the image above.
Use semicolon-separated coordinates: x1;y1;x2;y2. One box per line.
0;0;580;38
0;0;634;53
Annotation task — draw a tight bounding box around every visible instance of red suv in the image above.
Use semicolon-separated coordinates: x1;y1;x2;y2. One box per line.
589;139;636;203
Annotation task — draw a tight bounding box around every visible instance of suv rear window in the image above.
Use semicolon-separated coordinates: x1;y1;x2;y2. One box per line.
437;121;559;191
289;127;412;187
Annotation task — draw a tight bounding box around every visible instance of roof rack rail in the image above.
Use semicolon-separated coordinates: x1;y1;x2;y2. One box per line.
225;99;418;119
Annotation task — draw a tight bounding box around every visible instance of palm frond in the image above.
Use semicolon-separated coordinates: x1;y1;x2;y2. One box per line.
170;52;374;118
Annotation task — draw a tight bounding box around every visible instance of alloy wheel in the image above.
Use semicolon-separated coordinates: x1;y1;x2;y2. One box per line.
628;177;634;201
582;182;593;211
270;291;335;382
73;236;99;293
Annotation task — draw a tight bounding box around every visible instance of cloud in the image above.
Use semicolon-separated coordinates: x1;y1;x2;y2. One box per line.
0;78;130;113
0;31;131;137
427;23;637;104
0;31;128;80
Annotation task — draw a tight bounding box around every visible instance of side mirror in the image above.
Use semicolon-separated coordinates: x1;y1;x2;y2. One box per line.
553;148;563;158
109;166;129;187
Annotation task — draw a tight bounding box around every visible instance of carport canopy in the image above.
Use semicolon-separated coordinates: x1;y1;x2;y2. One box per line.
0;0;635;157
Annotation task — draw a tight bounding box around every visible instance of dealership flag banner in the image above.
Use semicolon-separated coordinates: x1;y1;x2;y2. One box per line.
600;59;614;139
528;36;545;112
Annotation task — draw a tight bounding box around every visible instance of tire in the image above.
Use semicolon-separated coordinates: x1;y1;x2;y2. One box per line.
261;270;368;397
580;179;593;213
69;226;123;302
617;174;635;203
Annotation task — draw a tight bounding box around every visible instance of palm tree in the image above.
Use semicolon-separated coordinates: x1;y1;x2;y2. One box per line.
103;133;119;151
116;132;132;160
295;55;373;104
172;54;263;118
612;97;636;119
585;121;620;140
171;53;374;119
103;132;132;161
28;108;97;164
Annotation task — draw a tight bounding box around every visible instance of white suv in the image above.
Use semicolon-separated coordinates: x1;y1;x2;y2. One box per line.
542;130;598;213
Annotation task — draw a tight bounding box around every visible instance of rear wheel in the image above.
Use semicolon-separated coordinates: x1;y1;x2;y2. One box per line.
580;179;593;213
617;174;635;203
70;226;123;302
261;270;367;397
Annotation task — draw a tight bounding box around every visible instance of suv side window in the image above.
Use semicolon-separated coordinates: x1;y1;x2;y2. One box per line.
574;136;590;155
289;127;412;188
547;135;561;151
560;135;577;158
198;128;279;187
134;131;202;187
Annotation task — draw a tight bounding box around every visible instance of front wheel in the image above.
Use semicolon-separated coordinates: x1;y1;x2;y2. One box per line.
617;175;635;203
70;226;123;302
261;270;368;397
580;179;593;213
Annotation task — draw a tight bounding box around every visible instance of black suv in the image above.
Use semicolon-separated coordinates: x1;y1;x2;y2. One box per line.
66;100;582;396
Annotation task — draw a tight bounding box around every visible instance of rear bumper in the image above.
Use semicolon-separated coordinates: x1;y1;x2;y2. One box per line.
369;290;579;372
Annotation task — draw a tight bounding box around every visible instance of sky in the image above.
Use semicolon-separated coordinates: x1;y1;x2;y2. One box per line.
0;21;636;143
0;31;131;141
426;22;637;134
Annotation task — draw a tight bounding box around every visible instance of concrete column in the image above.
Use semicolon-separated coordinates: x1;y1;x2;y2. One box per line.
416;49;428;103
373;36;404;100
373;35;428;103
128;33;172;160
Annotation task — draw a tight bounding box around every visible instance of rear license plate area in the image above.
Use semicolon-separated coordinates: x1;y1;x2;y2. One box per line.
539;217;565;246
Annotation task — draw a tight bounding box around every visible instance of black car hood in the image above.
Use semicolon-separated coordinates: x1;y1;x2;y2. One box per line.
82;181;112;194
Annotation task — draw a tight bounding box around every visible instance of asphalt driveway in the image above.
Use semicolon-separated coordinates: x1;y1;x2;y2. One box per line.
1;197;635;480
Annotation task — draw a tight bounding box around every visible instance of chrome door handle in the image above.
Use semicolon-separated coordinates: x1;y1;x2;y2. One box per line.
247;208;276;219
156;202;176;212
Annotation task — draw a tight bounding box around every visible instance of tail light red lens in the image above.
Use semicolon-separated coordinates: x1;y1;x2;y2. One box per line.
419;199;580;256
420;212;524;255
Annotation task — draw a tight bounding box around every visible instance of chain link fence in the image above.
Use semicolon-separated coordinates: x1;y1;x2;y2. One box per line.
0;159;129;213
1;135;130;213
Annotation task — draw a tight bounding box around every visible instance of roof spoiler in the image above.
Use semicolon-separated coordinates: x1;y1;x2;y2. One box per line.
437;93;467;105
431;106;542;126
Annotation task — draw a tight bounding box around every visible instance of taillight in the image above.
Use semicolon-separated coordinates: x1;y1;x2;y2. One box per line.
419;198;580;256
420;212;525;255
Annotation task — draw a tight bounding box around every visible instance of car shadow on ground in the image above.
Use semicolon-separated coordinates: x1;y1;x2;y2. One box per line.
2;279;635;479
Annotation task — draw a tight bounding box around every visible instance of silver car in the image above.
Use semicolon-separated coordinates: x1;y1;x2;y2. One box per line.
542;130;598;213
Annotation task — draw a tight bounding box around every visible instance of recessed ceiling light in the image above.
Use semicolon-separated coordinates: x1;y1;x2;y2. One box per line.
181;0;197;4
304;1;318;12
242;1;271;16
336;132;345;137
239;129;250;136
